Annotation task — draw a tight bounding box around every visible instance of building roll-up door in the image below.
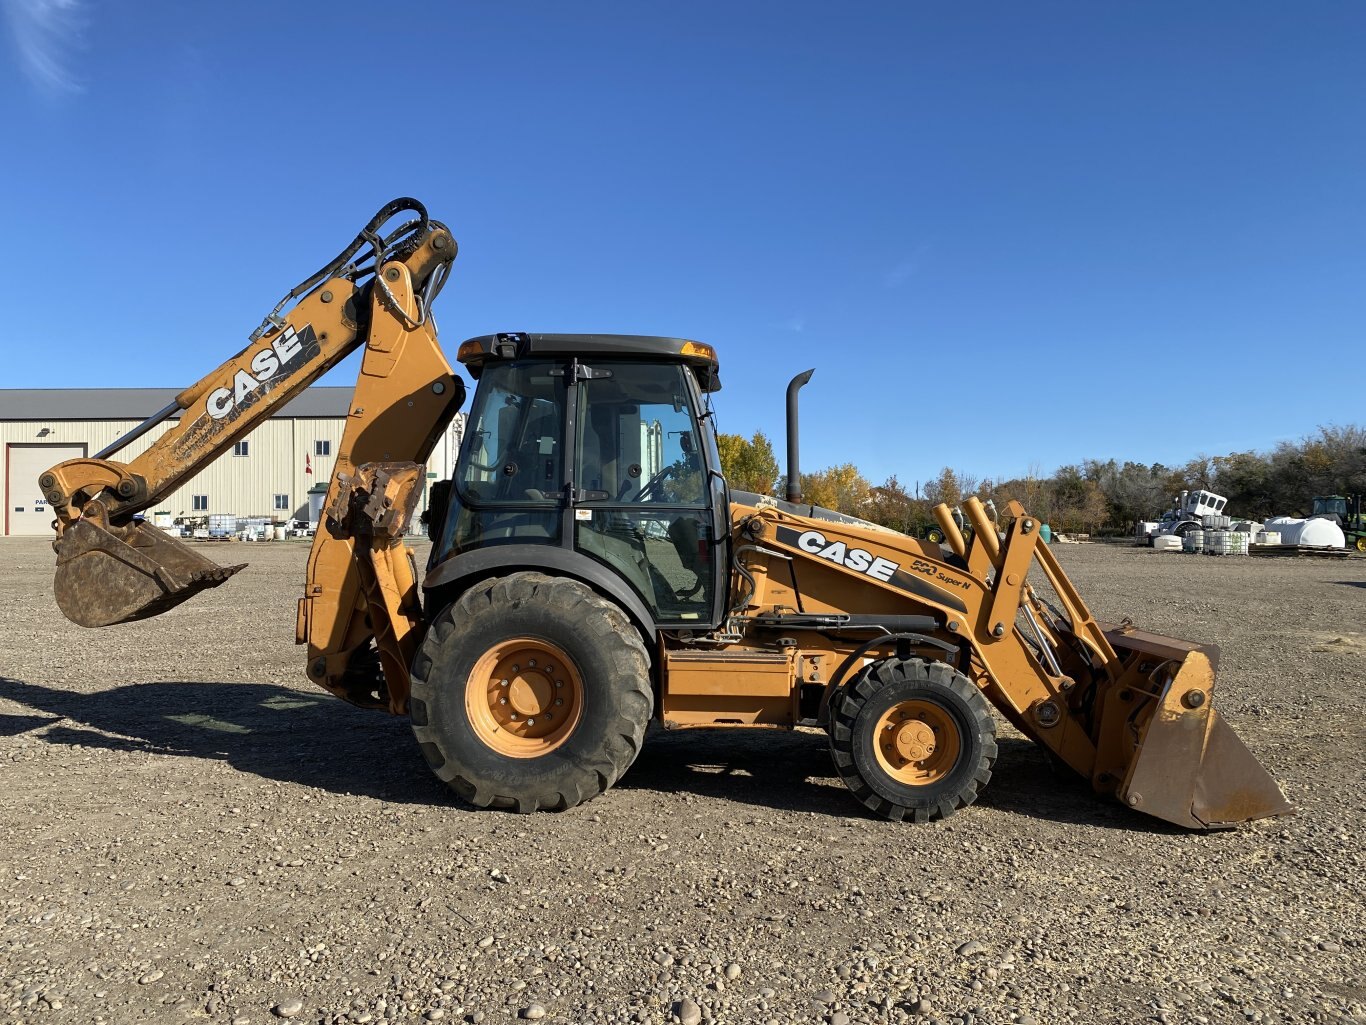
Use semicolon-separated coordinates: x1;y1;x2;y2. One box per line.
6;443;85;535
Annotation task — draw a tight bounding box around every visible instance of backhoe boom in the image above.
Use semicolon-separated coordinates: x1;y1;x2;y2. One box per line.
41;199;465;709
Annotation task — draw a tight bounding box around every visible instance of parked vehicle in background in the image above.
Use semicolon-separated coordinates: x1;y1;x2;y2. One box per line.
1310;494;1366;553
1137;489;1230;544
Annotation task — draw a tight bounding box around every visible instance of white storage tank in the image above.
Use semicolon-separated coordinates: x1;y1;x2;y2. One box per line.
307;483;330;528
1256;531;1282;545
1152;534;1183;552
1264;516;1346;548
1204;530;1248;555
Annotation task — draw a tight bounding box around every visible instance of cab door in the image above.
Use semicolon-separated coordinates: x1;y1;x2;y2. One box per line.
572;362;723;628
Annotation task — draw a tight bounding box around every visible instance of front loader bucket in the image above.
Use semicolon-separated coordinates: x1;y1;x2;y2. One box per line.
1102;629;1292;829
54;519;245;628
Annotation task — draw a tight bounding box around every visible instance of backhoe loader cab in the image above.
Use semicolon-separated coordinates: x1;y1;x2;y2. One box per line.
426;333;731;632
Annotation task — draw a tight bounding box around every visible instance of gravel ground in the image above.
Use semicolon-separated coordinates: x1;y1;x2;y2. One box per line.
1;538;1363;1025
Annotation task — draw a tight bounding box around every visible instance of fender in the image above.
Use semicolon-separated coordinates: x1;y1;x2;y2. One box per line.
422;544;658;651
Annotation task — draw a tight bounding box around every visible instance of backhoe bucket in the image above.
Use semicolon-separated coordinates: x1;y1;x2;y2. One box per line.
1101;629;1292;829
54;518;245;628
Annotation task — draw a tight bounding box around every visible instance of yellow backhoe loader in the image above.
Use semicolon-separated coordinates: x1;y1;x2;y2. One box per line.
40;199;1291;829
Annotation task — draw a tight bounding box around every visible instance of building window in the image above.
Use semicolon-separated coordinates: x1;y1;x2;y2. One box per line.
192;495;209;511
314;440;331;456
233;441;249;457
274;494;290;511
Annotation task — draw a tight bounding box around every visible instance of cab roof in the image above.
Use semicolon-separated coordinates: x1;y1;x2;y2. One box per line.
455;333;722;392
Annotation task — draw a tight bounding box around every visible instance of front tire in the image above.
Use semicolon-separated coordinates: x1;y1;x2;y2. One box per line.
829;658;996;822
409;572;652;812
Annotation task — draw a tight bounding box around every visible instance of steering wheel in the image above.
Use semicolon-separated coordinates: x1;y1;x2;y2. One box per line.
635;462;679;503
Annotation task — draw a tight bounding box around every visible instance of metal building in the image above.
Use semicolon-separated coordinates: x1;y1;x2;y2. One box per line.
0;388;464;536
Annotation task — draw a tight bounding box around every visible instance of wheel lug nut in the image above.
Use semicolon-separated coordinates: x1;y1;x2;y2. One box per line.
528;659;537;667
555;680;564;688
512;664;519;672
500;679;509;687
554;698;563;706
527;718;535;726
500;697;508;705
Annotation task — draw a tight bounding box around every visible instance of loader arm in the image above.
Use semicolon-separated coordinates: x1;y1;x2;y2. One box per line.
43;200;465;711
742;494;1290;829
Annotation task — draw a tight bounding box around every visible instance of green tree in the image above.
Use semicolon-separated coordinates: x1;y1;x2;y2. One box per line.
720;421;1366;533
1084;458;1171;527
865;475;927;534
717;431;780;495
801;463;872;515
1211;451;1274;517
923;467;962;509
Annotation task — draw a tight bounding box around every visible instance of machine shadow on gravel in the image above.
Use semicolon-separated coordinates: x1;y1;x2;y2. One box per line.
619;726;856;817
2;675;1183;830
976;737;1182;832
621;726;1177;832
0;676;447;804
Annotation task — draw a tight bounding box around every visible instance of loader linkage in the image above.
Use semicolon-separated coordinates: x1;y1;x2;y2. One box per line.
893;497;1289;828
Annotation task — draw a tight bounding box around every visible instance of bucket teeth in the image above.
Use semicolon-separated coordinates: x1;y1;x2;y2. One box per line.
190;565;239;585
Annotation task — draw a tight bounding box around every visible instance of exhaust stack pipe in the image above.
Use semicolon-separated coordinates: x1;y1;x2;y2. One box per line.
785;369;815;503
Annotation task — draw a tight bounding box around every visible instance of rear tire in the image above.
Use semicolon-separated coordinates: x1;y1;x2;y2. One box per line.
925;527;945;544
409;572;652;812
829;658;996;822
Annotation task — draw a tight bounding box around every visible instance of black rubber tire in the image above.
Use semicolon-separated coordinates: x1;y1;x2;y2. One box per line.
925;527;945;544
828;658;996;823
409;572;652;812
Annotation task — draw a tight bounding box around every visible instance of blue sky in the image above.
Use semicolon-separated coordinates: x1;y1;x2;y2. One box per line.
1;2;1362;489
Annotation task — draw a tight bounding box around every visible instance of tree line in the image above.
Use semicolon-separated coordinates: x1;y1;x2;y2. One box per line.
716;424;1366;536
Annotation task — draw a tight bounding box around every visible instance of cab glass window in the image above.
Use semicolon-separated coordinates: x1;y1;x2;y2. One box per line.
442;362;565;553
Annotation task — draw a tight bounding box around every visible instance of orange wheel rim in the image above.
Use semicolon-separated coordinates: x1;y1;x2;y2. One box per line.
872;699;961;785
465;637;584;758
